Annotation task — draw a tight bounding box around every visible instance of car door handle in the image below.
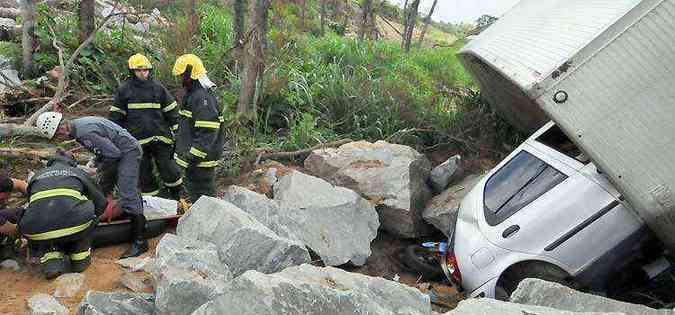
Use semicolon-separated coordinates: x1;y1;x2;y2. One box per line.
502;225;520;238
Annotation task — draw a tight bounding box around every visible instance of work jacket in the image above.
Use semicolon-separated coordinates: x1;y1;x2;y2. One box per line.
110;77;179;146
70;116;141;165
174;81;225;168
19;162;106;241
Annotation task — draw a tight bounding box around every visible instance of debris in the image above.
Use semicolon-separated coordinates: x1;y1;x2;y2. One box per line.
27;294;68;315
117;273;150;293
192;264;431;315
0;259;19;271
76;291;154;315
274;170;380;266
511;279;665;315
305;140;434;238
177;196;310;276
445;298;624;315
422;174;482;236
53;273;85;298
116;257;153;273
429;155;461;193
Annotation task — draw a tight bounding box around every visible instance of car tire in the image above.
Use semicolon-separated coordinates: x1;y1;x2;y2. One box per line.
497;262;576;300
398;245;444;280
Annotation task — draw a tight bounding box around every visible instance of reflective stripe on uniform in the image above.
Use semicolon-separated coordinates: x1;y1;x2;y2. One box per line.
128;103;161;109
197;160;219;168
163;101;178;112
189;147;208;158
171;124;179;131
137;135;174;145
30;188;88;204
194;120;220;129
174;155;189;168
173;154;218;168
70;249;91;261
179;109;192;118
165;177;183;187
110;106;127;115
25;220;93;241
142;189;160;196
40;251;64;263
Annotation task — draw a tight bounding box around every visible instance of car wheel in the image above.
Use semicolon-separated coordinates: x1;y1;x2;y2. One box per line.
497;262;575;300
397;245;444;280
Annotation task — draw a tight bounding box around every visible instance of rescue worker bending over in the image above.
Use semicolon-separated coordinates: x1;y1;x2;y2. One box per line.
172;54;225;203
19;154;106;279
36;112;148;258
111;54;183;200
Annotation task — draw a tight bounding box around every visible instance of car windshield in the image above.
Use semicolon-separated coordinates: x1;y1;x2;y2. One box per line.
484;151;568;225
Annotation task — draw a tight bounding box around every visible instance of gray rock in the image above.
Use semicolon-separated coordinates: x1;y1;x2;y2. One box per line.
422;174;482;236
27;294;68;315
76;291;154;315
429;155;461;193
1;259;19;271
511;278;666;315
116;257;153;272
153;233;231;280
118;273;150;293
177;196;310;276
446;298;624;315
54;273;85;298
304;140;433;238
192;264;431;315
0;68;20;94
274;171;379;266
0;0;18;8
221;186;295;240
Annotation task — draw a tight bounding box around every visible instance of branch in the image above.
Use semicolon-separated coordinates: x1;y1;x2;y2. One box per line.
0;147;90;162
256;139;353;162
379;15;403;37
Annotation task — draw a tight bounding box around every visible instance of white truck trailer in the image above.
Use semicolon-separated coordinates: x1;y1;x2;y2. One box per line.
459;0;675;251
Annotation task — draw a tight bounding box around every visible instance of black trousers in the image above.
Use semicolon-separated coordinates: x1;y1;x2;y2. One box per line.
185;165;216;203
139;142;182;197
99;149;143;215
29;227;93;275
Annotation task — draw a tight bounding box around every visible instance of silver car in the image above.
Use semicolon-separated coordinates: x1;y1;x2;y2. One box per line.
444;122;651;299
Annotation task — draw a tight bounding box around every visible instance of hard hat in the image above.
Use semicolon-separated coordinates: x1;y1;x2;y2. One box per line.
36;111;63;139
128;53;153;70
173;54;206;80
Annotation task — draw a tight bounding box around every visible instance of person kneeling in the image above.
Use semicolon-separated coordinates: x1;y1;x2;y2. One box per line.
18;154;107;279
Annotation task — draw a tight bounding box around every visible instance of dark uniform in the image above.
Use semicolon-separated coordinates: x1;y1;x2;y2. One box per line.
111;77;183;199
19;156;106;278
174;80;225;202
0;175;19;260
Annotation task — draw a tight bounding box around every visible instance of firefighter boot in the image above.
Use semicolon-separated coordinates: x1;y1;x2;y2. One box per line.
120;213;148;259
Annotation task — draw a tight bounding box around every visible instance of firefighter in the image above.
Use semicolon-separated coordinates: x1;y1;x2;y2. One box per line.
0;162;27;259
111;54;183;200
18;153;107;279
36;112;148;258
172;54;225;203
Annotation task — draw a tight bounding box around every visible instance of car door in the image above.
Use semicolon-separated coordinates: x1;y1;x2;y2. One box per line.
478;143;631;270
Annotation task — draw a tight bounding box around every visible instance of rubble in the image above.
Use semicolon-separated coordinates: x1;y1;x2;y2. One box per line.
446;298;625;315
177;196;310;276
274;171;379;266
511;279;667;315
27;294;68;315
117;272;150;293
422;174;482;236
76;291;154;315
0;258;19;271
305;140;434;238
153;233;232;281
192;264;431;315
429;155;462;193
53;273;85;298
116;257;154;273
154;266;227;315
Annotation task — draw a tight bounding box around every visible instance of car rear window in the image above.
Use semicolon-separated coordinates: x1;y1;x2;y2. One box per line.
484;151;568;226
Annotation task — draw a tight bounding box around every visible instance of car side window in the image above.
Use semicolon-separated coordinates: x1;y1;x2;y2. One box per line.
484;151;568;226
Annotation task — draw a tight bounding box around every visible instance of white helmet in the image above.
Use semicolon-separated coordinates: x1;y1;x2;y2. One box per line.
36;111;63;139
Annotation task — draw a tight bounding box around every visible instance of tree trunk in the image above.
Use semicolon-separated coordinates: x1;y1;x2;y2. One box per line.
185;0;199;51
402;0;408;23
357;0;372;41
320;0;326;35
416;0;437;48
237;0;271;122
401;0;420;52
21;0;34;77
78;0;95;44
299;0;305;29
233;0;247;73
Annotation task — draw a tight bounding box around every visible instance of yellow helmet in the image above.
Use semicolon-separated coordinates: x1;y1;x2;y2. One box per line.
173;54;206;80
128;53;152;70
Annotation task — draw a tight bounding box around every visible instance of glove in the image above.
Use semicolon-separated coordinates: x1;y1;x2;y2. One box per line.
100;194;115;224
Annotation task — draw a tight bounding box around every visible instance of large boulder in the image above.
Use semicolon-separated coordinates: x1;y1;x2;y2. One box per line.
177;196;310;276
445;298;623;315
423;174;482;236
152;234;233;315
76;291;154;315
27;294;68;315
429;155;462;193
192;264;431;315
304;140;433;238
221;185;297;241
273;171;379;266
511;279;667;315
